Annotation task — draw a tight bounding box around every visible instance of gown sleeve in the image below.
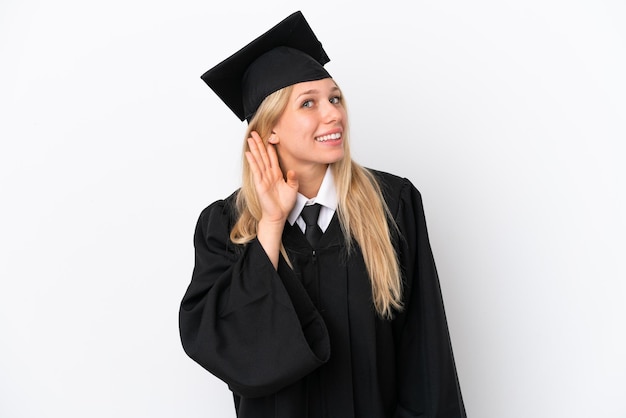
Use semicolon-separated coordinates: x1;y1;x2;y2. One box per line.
178;197;330;398
391;179;467;418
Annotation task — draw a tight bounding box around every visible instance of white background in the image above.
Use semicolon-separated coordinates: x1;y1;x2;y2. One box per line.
1;0;625;417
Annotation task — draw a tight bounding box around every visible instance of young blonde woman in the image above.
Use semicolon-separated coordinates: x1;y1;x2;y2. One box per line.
179;11;466;418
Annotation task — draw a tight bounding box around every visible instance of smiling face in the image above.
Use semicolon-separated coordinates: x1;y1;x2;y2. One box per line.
270;78;347;177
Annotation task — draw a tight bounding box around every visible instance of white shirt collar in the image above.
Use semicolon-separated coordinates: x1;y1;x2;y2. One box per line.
287;166;338;228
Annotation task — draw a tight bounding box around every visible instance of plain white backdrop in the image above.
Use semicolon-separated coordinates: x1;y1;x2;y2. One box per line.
1;0;625;417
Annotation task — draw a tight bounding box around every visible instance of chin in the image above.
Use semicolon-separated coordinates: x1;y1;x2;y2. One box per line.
326;149;345;164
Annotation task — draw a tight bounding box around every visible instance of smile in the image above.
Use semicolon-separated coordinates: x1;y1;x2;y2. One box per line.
315;133;342;142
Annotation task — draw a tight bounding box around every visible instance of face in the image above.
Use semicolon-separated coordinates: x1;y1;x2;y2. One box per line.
270;78;346;175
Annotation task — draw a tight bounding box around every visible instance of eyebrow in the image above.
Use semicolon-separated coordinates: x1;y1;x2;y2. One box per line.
295;86;341;100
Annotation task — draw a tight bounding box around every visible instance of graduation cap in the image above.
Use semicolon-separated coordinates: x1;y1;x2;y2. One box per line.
201;11;331;122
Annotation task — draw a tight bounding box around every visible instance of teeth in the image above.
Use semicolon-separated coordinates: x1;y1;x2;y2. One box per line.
315;133;341;142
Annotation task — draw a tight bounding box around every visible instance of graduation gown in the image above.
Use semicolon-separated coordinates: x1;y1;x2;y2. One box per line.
179;170;466;417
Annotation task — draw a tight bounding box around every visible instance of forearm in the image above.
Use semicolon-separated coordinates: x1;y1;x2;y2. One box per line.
256;218;286;269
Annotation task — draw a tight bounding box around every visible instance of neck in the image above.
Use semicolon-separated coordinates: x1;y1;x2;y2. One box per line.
293;164;328;199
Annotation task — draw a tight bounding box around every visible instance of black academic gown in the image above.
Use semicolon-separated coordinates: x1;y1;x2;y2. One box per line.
179;170;466;418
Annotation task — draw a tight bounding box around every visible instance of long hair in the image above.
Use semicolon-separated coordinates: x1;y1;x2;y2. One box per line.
230;84;403;318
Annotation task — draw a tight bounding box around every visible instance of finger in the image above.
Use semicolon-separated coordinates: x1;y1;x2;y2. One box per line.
245;151;263;185
285;169;299;190
250;131;272;172
265;141;282;176
247;136;267;174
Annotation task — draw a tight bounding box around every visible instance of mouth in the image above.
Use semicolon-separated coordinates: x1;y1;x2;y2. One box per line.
315;132;342;142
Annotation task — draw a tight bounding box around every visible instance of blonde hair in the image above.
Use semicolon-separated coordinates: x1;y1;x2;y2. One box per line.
231;84;403;318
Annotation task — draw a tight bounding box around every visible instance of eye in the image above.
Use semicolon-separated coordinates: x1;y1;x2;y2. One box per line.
329;96;342;104
301;99;314;108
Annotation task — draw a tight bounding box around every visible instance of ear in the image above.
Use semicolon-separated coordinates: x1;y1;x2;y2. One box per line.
268;132;279;144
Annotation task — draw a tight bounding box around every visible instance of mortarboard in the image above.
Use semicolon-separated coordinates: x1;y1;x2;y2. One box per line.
201;11;331;122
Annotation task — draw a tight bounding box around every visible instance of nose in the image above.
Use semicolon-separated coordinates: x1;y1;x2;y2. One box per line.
321;100;342;123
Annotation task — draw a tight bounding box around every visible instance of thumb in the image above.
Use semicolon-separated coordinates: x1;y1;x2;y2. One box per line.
285;169;299;190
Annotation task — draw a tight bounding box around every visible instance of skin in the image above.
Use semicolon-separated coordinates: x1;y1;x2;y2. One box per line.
245;77;347;268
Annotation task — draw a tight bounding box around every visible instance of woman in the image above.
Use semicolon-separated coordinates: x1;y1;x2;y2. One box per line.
179;11;466;418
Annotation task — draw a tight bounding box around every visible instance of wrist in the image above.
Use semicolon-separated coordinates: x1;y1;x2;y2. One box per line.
258;217;286;231
256;219;284;270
